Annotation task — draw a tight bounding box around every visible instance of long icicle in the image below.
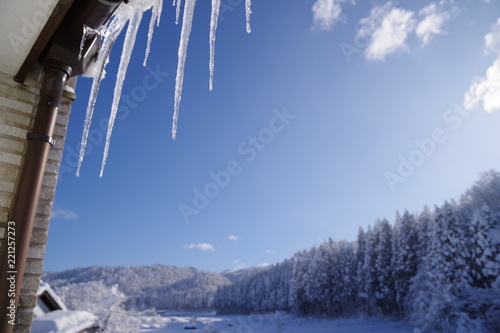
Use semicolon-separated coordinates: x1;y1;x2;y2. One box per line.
143;0;164;66
175;0;182;24
245;0;252;33
209;0;221;91
101;10;144;176
156;0;163;26
172;0;197;140
76;14;129;177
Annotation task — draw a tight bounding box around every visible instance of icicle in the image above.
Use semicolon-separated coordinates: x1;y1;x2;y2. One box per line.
156;0;163;26
172;0;175;6
143;0;164;66
78;0;255;173
76;12;131;177
101;10;144;176
209;0;221;91
245;0;252;33
78;26;88;61
175;0;182;24
172;0;197;140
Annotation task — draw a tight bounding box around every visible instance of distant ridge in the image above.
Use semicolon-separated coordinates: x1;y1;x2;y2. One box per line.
42;263;272;311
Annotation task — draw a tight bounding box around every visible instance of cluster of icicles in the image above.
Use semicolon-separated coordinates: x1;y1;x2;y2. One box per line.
76;0;252;177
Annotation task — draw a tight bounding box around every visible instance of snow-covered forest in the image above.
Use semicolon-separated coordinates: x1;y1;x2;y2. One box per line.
44;171;500;332
214;170;500;332
43;265;232;310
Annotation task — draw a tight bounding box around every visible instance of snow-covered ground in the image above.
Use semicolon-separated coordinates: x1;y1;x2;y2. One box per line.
139;312;418;333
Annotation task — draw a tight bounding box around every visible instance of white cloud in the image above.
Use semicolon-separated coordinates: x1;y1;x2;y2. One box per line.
358;2;416;61
463;18;500;113
463;59;500;113
485;18;500;54
228;235;239;241
263;249;276;254
183;243;215;252
51;208;78;220
416;3;450;44
312;0;353;31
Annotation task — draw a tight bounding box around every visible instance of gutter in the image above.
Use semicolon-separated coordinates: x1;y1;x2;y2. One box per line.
0;1;123;331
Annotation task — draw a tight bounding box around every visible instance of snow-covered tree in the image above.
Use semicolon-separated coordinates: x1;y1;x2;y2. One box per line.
392;211;419;317
103;305;140;333
331;240;357;316
461;170;500;214
355;227;368;313
56;281;140;333
409;203;469;331
289;250;310;315
467;205;500;289
373;219;395;316
415;206;433;265
359;225;376;315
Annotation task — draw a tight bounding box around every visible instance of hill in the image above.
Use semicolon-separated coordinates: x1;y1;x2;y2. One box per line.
43;264;232;310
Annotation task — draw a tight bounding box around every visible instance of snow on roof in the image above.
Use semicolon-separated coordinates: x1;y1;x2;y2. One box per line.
37;280;68;311
31;310;98;333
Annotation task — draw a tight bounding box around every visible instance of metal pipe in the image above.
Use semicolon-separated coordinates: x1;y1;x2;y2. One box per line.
0;61;70;333
0;1;125;331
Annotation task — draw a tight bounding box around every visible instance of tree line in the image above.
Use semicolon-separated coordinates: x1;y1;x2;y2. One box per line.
214;171;500;332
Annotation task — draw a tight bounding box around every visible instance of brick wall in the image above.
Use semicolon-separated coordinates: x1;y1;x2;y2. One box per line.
0;67;76;333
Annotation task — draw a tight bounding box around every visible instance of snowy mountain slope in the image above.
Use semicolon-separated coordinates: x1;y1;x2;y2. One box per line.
42;263;277;313
43;264;200;290
221;265;272;283
43;264;231;310
136;270;232;310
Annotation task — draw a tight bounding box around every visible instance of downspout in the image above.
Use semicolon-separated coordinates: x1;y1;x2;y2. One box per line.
0;61;70;333
0;1;123;331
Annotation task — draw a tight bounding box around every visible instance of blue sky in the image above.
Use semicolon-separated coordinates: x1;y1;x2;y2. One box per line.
45;0;500;272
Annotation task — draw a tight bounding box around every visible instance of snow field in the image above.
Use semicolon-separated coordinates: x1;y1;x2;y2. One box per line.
139;313;417;333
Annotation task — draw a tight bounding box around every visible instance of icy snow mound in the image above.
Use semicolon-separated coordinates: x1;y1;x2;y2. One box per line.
32;310;98;333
